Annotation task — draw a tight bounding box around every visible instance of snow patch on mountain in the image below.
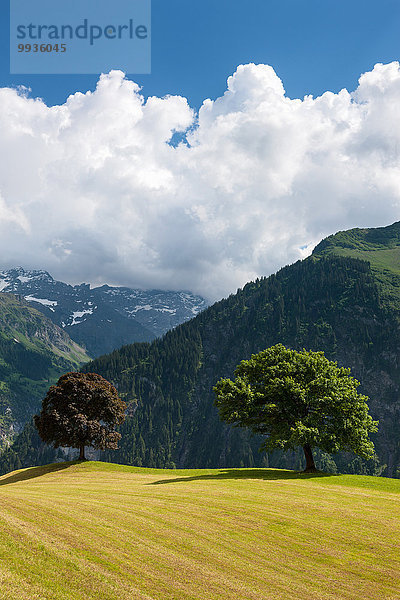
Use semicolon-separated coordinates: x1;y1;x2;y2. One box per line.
25;295;58;312
130;304;154;313
70;307;96;326
126;304;178;315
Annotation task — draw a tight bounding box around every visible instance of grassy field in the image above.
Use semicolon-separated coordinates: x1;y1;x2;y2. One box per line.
327;246;400;277
0;462;399;600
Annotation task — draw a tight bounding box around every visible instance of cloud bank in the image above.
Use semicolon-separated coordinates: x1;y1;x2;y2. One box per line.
1;62;400;300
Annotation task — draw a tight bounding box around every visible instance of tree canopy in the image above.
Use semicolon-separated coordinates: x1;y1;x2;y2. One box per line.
214;344;378;471
34;372;126;460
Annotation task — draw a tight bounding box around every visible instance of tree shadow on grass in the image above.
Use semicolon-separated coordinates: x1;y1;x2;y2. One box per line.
0;460;81;486
150;468;338;485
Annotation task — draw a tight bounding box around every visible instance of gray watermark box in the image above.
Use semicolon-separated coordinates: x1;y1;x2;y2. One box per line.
10;0;151;74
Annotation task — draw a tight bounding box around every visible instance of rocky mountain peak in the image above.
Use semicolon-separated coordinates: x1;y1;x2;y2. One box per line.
0;266;207;357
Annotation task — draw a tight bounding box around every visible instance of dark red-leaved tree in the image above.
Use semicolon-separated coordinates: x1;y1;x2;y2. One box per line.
34;372;126;460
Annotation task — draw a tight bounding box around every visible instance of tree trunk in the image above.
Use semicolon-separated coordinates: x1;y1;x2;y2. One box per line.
79;444;85;461
303;444;317;472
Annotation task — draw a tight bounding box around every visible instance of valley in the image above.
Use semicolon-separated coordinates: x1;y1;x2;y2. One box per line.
0;293;89;450
2;222;400;478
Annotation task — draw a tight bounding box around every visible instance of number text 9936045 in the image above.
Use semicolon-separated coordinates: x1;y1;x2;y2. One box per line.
18;43;67;53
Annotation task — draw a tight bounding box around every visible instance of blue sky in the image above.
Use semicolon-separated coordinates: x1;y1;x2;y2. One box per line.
2;0;400;107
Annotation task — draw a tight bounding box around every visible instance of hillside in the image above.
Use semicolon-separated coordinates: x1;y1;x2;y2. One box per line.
0;461;399;600
0;293;89;449
313;220;400;308
0;268;207;356
86;253;399;476
3;221;400;477
87;229;400;477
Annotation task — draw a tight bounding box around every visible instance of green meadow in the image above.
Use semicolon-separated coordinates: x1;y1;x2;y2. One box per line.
0;461;399;600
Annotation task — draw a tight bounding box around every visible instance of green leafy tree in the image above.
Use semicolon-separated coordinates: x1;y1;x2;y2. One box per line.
214;344;378;472
34;372;126;460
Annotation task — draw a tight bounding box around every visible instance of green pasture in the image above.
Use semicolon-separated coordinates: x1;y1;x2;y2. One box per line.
0;461;399;600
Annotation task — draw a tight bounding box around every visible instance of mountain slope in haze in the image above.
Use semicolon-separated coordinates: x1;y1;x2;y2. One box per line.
3;222;400;477
0;268;207;357
0;293;90;449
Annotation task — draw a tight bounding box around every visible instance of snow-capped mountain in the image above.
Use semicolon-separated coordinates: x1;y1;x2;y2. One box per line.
0;268;207;357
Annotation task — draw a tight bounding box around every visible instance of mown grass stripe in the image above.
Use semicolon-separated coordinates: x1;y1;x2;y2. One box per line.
0;462;399;600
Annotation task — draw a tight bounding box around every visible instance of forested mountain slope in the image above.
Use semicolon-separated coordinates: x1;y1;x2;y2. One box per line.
0;294;89;449
313;220;400;308
2;222;400;477
91;254;399;476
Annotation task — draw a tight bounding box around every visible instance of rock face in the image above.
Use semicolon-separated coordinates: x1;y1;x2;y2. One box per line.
0;268;207;357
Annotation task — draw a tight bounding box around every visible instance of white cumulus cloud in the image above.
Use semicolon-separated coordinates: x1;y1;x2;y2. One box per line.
0;63;400;300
